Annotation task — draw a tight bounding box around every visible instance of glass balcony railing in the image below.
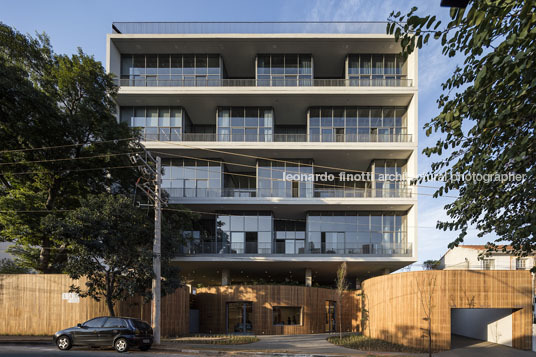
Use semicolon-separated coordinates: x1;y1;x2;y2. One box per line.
116;77;413;87
141;132;413;143
164;187;412;201
180;241;412;257
112;21;391;35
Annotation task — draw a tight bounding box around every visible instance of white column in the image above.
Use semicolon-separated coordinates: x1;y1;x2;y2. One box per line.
222;269;230;286
305;268;312;287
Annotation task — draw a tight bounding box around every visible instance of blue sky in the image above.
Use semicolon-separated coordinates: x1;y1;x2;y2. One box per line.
2;0;485;269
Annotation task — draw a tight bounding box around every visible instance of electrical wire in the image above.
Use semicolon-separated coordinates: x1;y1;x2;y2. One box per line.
0;137;137;154
0;152;140;167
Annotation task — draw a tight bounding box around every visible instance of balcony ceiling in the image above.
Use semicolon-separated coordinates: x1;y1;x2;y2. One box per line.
111;36;403;79
174;259;415;285
116;92;413;125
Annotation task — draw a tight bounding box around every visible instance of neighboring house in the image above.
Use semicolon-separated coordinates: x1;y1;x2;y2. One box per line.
438;245;534;271
107;21;419;287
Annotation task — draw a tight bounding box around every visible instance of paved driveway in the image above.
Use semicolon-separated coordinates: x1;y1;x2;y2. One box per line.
437;335;535;357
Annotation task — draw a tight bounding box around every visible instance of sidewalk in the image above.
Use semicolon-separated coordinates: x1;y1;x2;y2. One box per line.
0;334;421;356
0;335;51;344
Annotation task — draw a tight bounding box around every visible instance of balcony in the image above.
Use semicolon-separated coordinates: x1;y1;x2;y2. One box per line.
116;77;413;87
164;187;413;201
142;132;413;143
180;241;412;257
112;21;391;35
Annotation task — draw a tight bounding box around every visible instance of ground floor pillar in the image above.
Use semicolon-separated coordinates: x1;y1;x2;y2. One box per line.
222;268;230;286
305;268;312;287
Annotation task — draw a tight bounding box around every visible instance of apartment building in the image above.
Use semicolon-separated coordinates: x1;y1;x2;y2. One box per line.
107;22;418;287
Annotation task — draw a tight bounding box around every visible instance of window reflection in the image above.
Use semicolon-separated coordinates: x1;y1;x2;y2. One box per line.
309;107;408;142
120;54;222;86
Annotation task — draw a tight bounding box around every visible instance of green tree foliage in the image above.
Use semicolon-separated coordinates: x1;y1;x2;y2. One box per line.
53;194;194;316
423;260;440;270
0;258;31;274
0;23;140;272
388;1;536;257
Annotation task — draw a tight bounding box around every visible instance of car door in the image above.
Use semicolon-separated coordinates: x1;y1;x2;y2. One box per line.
99;317;129;345
75;317;108;345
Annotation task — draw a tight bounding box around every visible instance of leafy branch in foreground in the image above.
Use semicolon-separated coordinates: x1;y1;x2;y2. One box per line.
388;1;536;259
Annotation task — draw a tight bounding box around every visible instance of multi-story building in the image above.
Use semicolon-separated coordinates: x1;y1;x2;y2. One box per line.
107;22;418;287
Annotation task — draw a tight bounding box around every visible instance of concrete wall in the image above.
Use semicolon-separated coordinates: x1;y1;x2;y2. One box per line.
451;308;513;347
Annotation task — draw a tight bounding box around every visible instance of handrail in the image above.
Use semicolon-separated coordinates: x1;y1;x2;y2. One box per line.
115;77;413;88
140;132;413;143
112;21;391;35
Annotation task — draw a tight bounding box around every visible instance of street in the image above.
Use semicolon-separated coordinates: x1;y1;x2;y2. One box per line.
0;345;199;357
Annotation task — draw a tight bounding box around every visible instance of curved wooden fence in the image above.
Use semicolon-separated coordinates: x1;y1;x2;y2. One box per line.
361;270;532;351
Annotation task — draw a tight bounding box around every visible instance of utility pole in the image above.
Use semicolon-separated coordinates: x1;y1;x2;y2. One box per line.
131;149;165;345
151;156;162;345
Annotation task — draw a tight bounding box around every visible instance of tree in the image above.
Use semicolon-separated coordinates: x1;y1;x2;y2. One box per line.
335;262;349;339
415;273;437;357
423;260;440;270
53;194;194;316
0;258;31;274
387;2;536;258
0;23;140;272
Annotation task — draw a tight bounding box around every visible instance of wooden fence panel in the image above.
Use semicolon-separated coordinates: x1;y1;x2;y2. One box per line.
0;274;189;336
193;285;360;335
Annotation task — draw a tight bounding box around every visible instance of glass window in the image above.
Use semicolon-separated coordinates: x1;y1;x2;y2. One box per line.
285;55;298;75
146;55;158;75
103;318;127;328
360;55;371;75
271;55;284;74
299;55;312;75
196;55;207;74
83;317;107;328
372;55;384;75
273;306;302;325
370;108;382;127
208;55;220;74
183;55;194;74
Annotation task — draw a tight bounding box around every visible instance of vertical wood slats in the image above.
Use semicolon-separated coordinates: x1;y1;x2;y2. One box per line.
361;270;533;351
193;285;360;335
0;274;189;336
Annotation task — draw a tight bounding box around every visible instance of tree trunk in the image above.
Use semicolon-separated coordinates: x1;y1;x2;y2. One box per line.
105;271;115;316
39;177;60;273
339;295;342;339
39;236;50;273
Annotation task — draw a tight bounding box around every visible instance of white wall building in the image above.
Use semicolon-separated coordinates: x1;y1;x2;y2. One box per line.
439;245;534;271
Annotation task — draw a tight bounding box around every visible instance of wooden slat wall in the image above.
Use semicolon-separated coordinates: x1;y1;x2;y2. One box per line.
0;274;189;336
361;270;532;351
193;285;360;335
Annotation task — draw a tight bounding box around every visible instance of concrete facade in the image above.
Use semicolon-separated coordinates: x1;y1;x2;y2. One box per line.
107;22;419;286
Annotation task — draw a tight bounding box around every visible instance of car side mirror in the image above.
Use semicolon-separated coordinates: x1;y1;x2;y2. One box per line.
77;323;83;328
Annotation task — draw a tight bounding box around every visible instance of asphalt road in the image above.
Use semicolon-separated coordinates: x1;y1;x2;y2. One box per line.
0;345;198;357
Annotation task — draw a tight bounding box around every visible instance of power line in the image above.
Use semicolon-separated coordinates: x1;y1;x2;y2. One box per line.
150;150;457;199
162;207;475;231
0;152;139;167
6;164;141;176
0;137;137;154
156;142;452;192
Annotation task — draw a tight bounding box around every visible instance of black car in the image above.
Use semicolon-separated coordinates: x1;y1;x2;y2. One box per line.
53;316;153;353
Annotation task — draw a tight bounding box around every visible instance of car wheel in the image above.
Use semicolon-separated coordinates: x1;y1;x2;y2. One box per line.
139;344;151;351
56;335;72;350
114;337;129;353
